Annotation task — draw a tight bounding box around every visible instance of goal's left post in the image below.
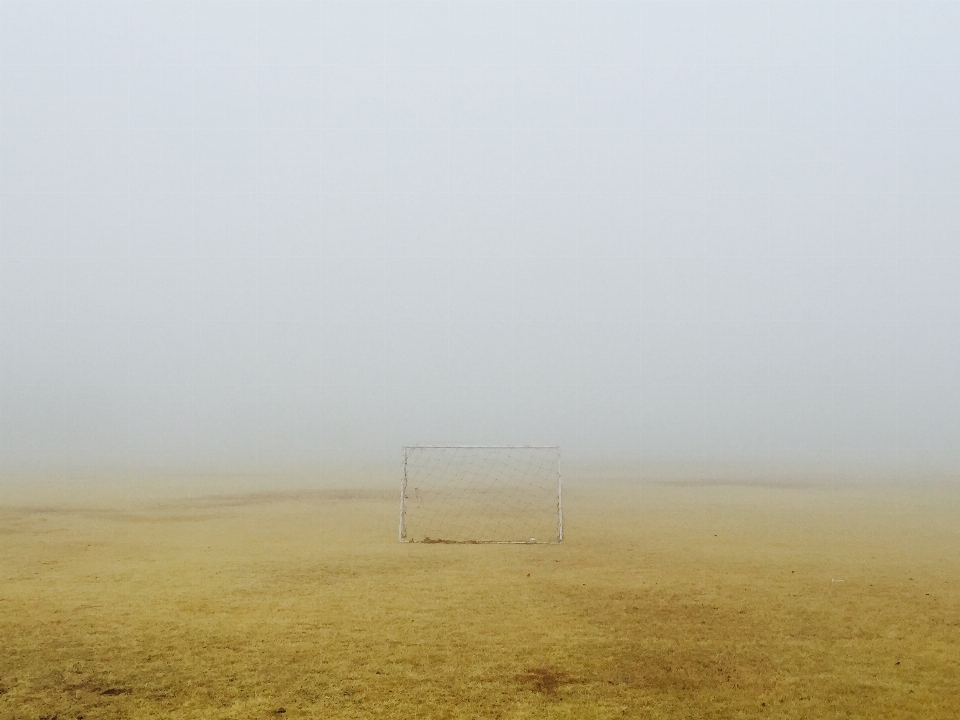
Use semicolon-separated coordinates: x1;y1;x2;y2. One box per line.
399;446;408;542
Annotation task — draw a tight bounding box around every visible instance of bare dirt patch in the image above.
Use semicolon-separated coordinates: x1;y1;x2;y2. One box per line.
518;667;571;694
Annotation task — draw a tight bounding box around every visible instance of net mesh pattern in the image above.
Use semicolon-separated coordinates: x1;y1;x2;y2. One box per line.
401;446;560;543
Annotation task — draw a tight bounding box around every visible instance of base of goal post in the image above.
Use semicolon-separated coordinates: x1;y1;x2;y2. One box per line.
399;445;563;544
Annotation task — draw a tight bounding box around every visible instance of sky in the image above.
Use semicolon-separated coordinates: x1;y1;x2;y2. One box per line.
1;1;959;484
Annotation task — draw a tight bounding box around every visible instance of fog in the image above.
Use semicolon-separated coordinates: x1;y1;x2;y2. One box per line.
1;1;959;486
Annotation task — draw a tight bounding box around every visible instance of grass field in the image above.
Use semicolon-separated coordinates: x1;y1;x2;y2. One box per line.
2;479;959;719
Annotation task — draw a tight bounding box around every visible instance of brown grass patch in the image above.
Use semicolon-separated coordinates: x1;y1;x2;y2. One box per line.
518;667;571;694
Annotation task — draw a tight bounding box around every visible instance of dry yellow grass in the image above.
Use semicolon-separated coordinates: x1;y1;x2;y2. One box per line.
2;479;959;719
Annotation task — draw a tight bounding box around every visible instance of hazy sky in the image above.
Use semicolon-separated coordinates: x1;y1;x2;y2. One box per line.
1;1;959;482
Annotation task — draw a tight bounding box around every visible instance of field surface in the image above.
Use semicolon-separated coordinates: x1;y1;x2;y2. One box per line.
2;479;959;719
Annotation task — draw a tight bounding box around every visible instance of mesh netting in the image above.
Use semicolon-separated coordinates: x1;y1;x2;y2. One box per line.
400;446;561;543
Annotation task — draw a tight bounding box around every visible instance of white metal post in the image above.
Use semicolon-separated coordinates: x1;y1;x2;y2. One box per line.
399;446;408;541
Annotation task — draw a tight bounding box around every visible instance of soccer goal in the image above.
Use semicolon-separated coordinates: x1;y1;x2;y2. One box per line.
399;445;562;544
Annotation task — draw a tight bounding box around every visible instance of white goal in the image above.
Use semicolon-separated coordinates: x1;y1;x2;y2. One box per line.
399;445;562;544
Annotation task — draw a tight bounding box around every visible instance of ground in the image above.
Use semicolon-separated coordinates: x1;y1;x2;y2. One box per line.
1;478;959;719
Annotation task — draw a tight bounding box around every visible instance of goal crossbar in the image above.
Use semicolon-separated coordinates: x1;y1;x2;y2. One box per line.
405;445;560;449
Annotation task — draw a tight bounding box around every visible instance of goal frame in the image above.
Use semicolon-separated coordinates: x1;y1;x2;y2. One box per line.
398;445;563;544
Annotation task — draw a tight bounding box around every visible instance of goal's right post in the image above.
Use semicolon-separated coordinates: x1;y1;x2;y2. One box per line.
398;445;562;544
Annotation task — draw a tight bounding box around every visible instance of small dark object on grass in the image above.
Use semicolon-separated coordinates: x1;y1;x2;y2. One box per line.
420;537;478;544
275;708;286;715
100;688;130;696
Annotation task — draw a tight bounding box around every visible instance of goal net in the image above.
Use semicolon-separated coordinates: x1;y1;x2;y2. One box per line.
399;446;562;544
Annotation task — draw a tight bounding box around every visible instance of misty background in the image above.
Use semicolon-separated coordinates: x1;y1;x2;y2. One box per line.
1;1;958;487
